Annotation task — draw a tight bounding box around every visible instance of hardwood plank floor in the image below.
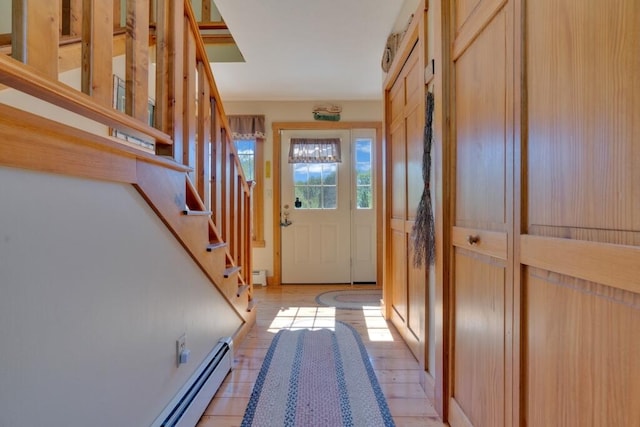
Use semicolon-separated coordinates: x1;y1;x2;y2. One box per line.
197;284;444;427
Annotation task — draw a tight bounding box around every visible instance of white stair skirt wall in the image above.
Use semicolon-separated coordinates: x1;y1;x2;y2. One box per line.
153;338;234;427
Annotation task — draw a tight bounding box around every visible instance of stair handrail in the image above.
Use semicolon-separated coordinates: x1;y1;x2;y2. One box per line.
0;54;172;147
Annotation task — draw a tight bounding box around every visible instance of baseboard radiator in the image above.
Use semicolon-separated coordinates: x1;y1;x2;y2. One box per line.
153;337;233;427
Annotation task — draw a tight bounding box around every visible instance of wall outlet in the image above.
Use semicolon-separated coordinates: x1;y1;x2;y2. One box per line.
176;334;186;366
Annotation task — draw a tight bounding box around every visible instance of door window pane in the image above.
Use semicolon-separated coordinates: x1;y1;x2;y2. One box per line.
323;163;337;185
293;163;338;209
355;139;373;209
323;187;337;209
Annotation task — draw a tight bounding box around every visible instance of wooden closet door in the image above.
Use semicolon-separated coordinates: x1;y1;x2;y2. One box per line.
521;0;640;424
448;1;514;426
387;44;427;362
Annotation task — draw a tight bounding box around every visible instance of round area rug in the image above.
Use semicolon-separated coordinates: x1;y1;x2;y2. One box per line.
315;289;382;310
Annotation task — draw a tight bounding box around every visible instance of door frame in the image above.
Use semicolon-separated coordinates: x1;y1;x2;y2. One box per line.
271;121;383;286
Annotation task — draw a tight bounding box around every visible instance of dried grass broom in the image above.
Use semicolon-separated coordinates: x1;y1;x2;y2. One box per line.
411;91;435;267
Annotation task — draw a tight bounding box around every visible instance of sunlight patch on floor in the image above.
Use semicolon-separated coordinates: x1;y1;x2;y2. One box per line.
362;306;395;342
266;304;393;341
267;306;336;333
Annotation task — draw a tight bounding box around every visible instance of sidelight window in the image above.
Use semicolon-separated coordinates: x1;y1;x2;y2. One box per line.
355;138;373;209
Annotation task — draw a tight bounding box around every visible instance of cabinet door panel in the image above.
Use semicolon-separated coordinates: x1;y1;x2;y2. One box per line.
450;4;512;427
523;0;640;424
391;227;407;321
453;251;505;427
455;10;507;227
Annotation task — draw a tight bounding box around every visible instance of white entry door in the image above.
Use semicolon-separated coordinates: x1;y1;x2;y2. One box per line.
281;129;377;284
281;129;352;283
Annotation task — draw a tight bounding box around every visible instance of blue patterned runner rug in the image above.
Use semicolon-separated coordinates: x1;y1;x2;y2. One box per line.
241;321;395;427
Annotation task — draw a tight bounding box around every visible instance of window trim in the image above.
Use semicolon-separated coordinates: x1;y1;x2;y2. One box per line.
235;137;265;248
252;137;265;247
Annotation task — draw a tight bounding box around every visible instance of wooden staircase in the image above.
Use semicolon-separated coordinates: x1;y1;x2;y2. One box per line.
0;0;257;334
134;160;255;322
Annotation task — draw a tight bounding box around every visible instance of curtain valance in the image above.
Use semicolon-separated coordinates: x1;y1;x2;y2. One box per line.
288;138;342;163
228;115;266;139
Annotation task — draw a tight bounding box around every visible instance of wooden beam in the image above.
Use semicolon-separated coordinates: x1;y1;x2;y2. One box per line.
125;0;149;122
12;0;60;79
82;0;113;106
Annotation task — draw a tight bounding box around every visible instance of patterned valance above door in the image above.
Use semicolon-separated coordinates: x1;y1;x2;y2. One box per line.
288;138;342;163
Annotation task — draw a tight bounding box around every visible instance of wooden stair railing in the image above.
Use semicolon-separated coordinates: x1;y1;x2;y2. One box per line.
0;0;255;321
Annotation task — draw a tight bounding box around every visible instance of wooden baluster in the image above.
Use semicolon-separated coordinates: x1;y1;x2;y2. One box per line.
236;175;244;271
220;127;229;242
228;157;236;257
155;0;184;161
125;0;149;122
245;188;253;287
12;0;60;79
211;100;222;229
197;62;212;209
62;0;82;36
148;0;156;25
60;0;69;35
81;0;113;106
182;18;196;176
233;160;240;259
113;0;121;29
61;0;82;37
201;0;210;22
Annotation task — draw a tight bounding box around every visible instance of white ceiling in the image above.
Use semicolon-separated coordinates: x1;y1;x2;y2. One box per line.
211;0;407;102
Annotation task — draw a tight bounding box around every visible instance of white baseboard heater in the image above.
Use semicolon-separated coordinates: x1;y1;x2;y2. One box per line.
153;337;233;427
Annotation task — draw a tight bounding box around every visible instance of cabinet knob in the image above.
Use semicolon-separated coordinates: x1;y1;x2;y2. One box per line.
467;235;480;245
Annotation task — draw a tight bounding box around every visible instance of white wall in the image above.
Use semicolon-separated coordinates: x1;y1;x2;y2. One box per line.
392;0;421;33
221;100;383;279
0;0;10;34
0;166;242;427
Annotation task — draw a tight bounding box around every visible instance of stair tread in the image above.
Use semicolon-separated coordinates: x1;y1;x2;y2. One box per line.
247;299;258;312
206;242;227;252
182;209;212;216
223;266;241;278
236;284;250;297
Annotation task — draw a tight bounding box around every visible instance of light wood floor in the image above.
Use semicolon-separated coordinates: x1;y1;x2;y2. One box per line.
197;284;445;427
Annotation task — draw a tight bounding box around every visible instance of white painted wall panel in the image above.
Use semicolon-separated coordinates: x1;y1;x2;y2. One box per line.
0;166;242;427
